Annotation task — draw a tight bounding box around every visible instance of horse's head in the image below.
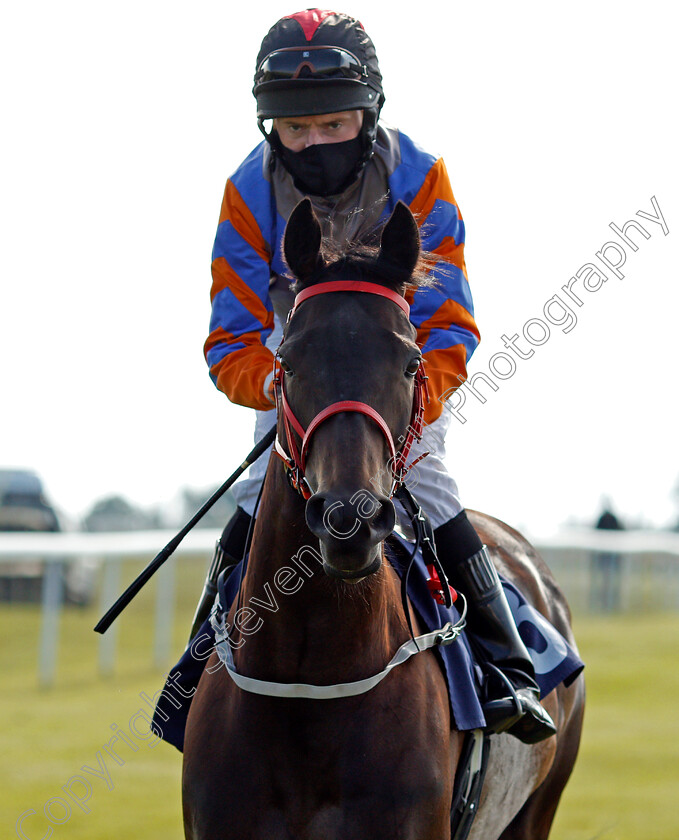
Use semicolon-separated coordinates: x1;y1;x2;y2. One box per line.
277;199;427;581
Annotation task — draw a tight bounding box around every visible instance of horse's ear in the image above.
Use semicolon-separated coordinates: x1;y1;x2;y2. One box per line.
378;201;420;278
284;198;323;286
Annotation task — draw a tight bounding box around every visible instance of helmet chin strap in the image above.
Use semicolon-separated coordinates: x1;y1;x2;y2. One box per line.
357;104;380;166
257;117;275;143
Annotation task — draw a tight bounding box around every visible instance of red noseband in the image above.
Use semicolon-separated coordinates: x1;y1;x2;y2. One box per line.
273;281;429;500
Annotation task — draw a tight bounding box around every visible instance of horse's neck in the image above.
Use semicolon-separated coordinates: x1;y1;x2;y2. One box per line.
232;462;409;684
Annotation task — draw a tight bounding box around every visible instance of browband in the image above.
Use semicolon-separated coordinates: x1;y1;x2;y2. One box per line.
292;280;410;318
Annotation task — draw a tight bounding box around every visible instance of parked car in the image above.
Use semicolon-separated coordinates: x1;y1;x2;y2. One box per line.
0;469;94;604
0;469;59;533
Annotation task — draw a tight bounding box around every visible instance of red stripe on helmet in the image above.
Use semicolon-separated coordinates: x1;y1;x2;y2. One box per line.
284;9;338;41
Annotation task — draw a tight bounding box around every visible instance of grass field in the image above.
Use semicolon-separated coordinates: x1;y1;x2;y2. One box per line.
3;556;679;839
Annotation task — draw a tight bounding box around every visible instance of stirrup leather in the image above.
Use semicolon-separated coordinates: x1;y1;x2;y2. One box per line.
449;546;557;743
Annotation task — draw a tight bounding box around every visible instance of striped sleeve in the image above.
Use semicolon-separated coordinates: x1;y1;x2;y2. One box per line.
397;150;480;424
204;177;276;411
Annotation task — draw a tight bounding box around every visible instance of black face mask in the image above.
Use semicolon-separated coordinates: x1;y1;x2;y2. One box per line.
277;135;364;197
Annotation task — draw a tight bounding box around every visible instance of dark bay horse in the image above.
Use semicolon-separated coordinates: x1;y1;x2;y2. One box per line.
182;200;585;840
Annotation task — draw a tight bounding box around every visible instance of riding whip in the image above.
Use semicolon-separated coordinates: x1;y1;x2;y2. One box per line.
93;425;277;634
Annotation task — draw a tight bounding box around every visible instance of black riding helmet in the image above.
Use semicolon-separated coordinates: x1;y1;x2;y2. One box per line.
253;9;385;194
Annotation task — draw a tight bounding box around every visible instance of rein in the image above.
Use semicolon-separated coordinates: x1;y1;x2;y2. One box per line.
273;280;430;500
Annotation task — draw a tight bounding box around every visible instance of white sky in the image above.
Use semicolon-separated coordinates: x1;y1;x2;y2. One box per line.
2;1;677;536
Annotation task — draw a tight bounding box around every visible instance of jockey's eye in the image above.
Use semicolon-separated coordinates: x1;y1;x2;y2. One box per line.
405;357;421;378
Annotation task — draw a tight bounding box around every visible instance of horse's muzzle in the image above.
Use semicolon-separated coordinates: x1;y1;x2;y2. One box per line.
305;490;395;579
321;553;383;581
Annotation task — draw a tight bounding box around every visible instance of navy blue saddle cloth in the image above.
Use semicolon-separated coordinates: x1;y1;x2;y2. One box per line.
152;534;584;752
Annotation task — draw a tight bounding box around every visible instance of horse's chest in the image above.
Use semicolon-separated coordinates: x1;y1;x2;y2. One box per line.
187;687;452;840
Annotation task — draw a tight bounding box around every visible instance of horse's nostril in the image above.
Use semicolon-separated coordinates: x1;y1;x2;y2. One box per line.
370;498;395;541
306;492;395;543
305;493;328;538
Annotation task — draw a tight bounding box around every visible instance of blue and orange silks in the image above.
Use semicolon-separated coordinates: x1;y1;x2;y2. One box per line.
205;125;480;424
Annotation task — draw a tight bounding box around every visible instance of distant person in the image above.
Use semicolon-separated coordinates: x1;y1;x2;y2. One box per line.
596;507;623;532
592;504;624;611
190;9;554;742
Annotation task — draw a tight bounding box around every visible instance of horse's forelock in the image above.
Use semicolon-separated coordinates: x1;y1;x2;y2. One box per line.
290;240;437;296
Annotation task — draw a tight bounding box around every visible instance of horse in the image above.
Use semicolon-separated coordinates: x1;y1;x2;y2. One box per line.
181;199;585;840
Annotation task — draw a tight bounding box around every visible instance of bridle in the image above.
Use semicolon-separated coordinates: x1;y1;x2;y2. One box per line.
212;281;464;703
272;280;430;500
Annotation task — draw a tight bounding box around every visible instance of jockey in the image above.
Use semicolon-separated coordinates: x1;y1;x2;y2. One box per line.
196;9;555;744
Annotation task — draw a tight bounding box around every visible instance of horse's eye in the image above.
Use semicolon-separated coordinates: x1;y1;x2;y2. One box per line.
405;357;421;378
279;358;293;375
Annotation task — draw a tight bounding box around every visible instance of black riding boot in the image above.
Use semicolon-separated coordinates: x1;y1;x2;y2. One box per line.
188;506;252;642
434;512;557;744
